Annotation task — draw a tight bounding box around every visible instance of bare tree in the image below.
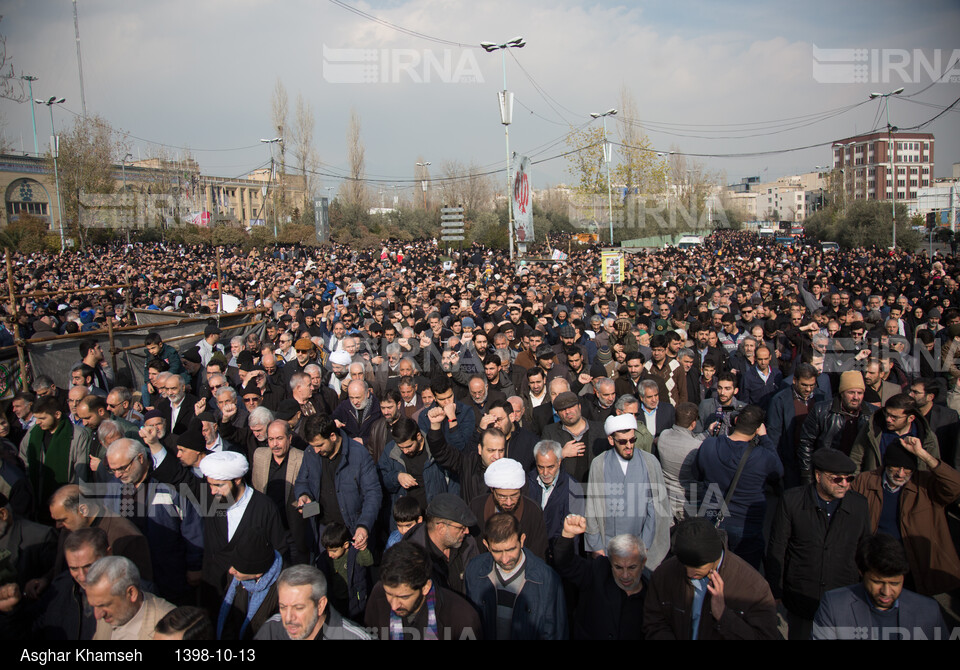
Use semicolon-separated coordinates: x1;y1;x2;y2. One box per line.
436;159;493;213
0;17;26;103
270;78;289;219
290;93;317;211
343;108;367;209
615;86;667;199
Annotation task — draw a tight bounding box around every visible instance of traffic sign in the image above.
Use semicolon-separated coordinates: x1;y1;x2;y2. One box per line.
441;235;465;241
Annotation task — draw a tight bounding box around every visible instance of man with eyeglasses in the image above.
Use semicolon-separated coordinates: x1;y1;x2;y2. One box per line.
103;438;203;605
766;449;870;640
586;414;670;570
468;458;549;561
400;492;479;596
849;392;941;477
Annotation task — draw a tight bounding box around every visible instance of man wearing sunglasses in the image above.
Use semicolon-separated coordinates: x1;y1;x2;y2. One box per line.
585;414;671;571
765;449;870;640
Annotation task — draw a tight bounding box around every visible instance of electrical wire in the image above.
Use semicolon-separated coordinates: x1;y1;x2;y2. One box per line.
326;0;473;48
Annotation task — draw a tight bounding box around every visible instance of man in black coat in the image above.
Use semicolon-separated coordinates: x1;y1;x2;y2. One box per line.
765;449;870;640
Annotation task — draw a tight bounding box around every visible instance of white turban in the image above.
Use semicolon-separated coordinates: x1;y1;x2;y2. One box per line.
483;458;525;490
604;413;638;436
199;451;249;481
330;350;352;366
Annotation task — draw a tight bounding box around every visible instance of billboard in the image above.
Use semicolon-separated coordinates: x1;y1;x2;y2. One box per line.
512;154;534;245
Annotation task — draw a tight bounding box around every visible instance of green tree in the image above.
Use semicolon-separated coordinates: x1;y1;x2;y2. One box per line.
804;200;918;250
565;126;607;194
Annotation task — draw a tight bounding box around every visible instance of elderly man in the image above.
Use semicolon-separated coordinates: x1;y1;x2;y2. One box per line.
103;438;203;604
851;437;960;597
200;450;291;600
525;439;585;557
644;516;778;640
156;374;198;437
464;512;567;640
252;420;308;564
88;556;175;640
582;377;618;424
468;458;548;560
765;450;871;640
766;363;827;488
554;514;648;640
585;414;671;570
332;380;383;445
254;565;370;640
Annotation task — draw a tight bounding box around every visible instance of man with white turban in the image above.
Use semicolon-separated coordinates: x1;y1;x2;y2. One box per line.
584;414;672;570
467;458;549;560
200;450;291;605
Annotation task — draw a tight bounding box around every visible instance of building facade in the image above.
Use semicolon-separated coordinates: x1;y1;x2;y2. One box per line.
831;131;935;208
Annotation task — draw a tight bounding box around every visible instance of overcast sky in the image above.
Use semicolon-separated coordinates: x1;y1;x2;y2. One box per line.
2;0;958;199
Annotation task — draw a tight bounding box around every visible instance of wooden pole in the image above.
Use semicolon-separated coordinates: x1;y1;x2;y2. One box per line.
105;310;119;373
5;250;29;391
12;283;132;301
215;246;224;313
123;266;131;315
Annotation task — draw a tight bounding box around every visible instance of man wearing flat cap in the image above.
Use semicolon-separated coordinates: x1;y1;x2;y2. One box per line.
401;492;479;595
200;450;291;602
469;458;549;561
765;449;871;640
585;414;671;570
644;516;779;640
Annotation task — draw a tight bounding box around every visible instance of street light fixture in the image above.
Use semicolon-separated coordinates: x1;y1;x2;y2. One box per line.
590;109;618;244
35;96;67;252
482;36;525;263
21;75;39;156
869;87;904;248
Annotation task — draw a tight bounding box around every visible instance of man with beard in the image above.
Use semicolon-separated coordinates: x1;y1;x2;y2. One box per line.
698;372;745;437
156;374;198;437
365;388;403;464
254;565;370;640
585;414;671;571
468;458;548;561
332;380;383;445
798;371;877;483
581;377;617;424
464;512;567;640
251;420;308;564
365;541;481;640
200;450;291;601
542;391;606;482
281;338;321;387
326;350;353;397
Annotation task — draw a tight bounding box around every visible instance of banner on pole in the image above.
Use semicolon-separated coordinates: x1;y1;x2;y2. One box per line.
512;154;534;244
601;250;624;284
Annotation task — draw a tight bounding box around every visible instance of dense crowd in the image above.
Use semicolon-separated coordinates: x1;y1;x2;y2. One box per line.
0;231;959;641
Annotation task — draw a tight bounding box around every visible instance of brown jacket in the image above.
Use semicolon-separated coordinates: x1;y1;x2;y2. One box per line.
252;446;308;562
852;462;960;596
644;551;779;640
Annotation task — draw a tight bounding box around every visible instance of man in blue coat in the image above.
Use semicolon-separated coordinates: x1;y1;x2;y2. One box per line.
812;533;947;640
737;345;783;412
766;363;827;488
378;418;449;524
695;405;783;569
295;415;381;553
464;512;567;640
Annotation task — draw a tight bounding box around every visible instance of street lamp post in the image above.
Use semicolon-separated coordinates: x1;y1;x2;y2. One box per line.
870;87;904;248
36;96;66;252
260;137;283;237
416;161;431;211
21;75;39;156
591;109;618;244
481;36;525;263
121;152;133;229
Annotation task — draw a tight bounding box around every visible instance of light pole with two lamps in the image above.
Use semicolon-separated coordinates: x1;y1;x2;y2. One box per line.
591;109;618;245
869;87;904;248
35;96;67;252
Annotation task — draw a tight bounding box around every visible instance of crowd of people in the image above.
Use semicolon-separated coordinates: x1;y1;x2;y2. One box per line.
0;230;959;641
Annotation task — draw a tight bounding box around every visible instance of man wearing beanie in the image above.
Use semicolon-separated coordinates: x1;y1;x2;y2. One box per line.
849;393;941;476
585;413;671;570
852;435;960;597
797;370;876;483
644;517;778;640
766;449;871;640
469;458;549;561
217;539;284;640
